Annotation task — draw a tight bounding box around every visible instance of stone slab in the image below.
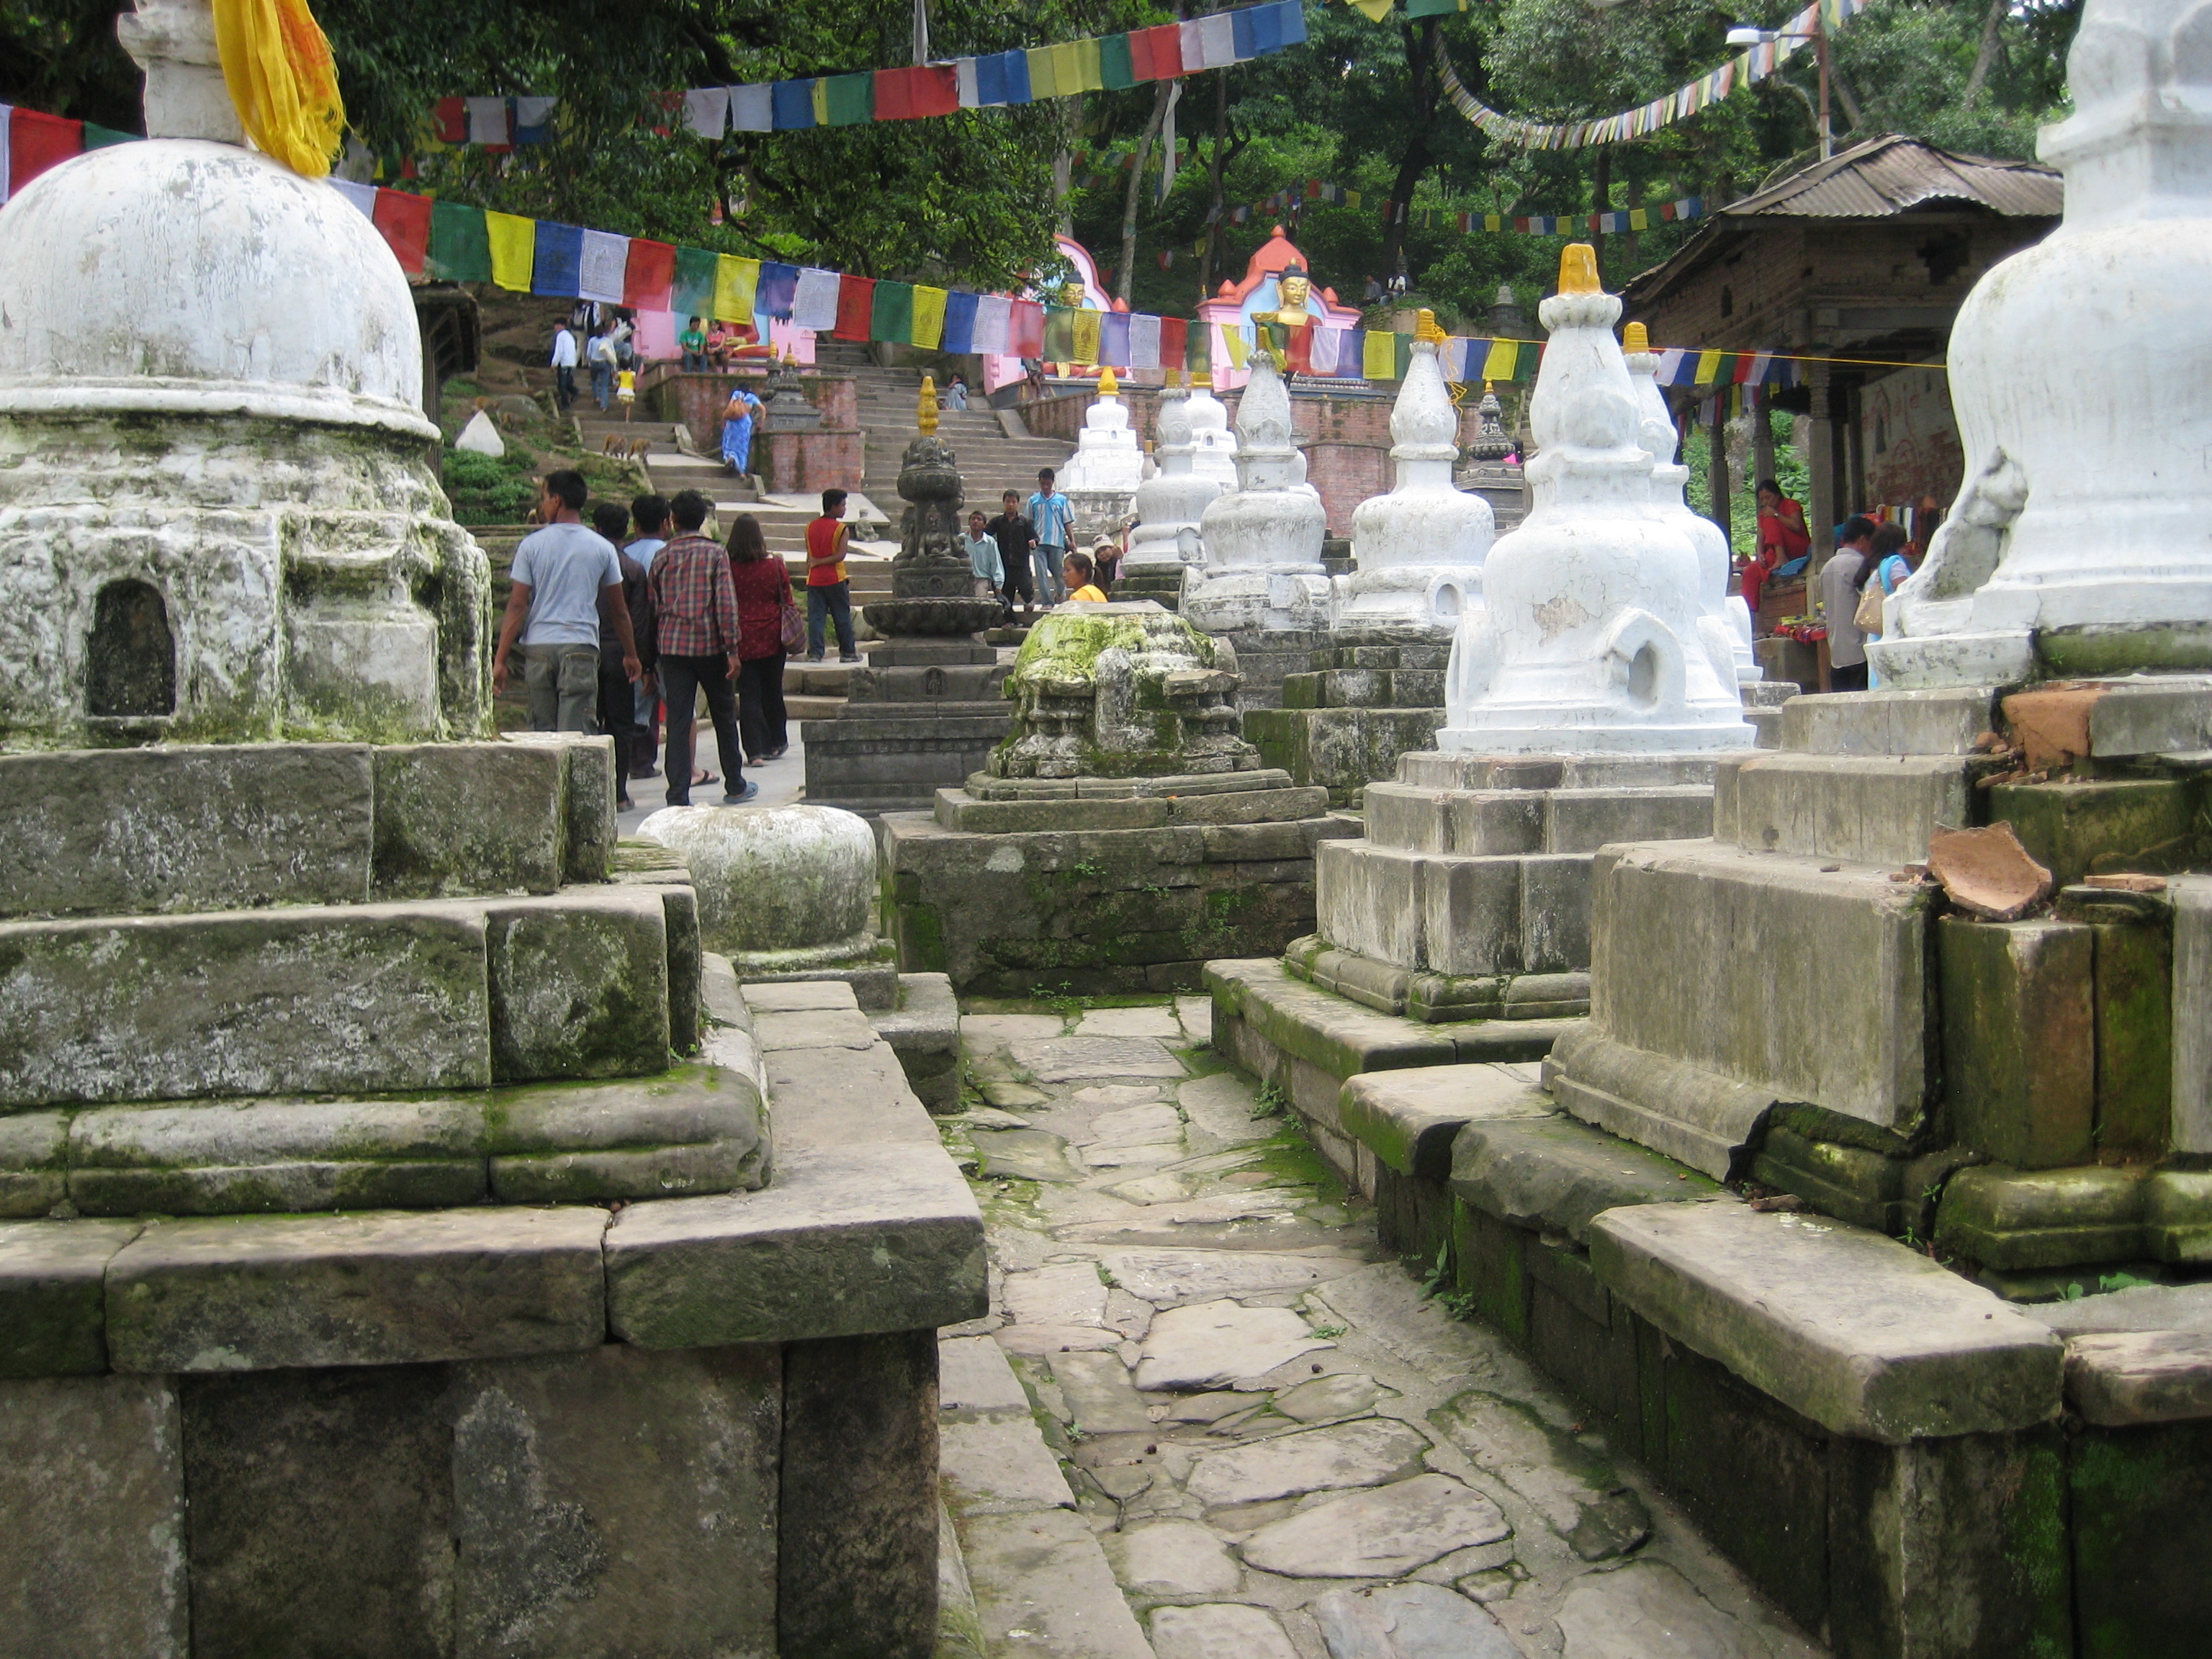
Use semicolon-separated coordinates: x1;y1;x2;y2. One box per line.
1778;688;1997;756
1011;1035;1188;1082
765;1041;938;1156
2174;876;2212;1154
1047;1349;1154;1434
940;1417;1076;1514
1132;1298;1334;1390
1237;1473;1510;1578
1095;1246;1357;1305
1715;751;1973;866
0;1374;185;1659
1187;1416;1429;1508
2033;1280;2212;1336
1339;1063;1553;1179
1150;1604;1300;1659
1449;1115;1728;1245
372;740;566;899
486;888;671;1082
0;1110;66;1218
1553;1560;1778;1659
0;1219;140;1377
1101;1519;1242;1596
1310;1583;1519;1659
1939;917;2095;1169
104;1207;609;1373
960;1508;1156;1659
0;902;493;1107
1933;1164;2149;1272
1588;1202;2063;1442
1545;1022;1778;1182
500;731;620;884
0;744;374;919
940;1334;1033;1413
605;1144;986;1346
2064;1331;2212;1425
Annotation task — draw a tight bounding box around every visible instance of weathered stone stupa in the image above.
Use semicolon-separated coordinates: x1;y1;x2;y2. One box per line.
1184;350;1332;708
1057;367;1147;542
1213;248;1749;1149
1185;371;1241;489
802;379;1012;814
883;601;1354;994
0;7;981;1652
1455;382;1528;535
1117;372;1230;609
1245;312;1492;804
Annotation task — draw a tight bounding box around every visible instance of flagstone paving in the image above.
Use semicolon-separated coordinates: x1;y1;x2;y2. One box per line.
938;996;1827;1659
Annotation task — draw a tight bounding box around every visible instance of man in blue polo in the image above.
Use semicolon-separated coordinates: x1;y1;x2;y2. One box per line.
1027;467;1075;606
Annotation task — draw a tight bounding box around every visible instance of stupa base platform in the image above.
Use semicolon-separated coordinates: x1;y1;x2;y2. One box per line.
0;961;984;1659
1205;1035;2212;1657
739;972;963;1113
1244;637;1452;806
799;638;1012;818
1110;565;1187;610
883;772;1354;997
1180;625;1331;710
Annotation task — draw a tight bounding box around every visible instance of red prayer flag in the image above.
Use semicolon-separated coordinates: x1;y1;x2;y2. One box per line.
910;64;960;117
1008;299;1046;358
9;109;84;196
1159;316;1188;370
1148;23;1185;76
369;187;433;275
1130;28;1157;80
623;238;677;310
873;68;914;121
835;274;876;342
432;97;467;143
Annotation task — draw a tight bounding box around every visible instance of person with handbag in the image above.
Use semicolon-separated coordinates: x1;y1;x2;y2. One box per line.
1820;516;1878;693
1853;521;1913;688
726;512;796;765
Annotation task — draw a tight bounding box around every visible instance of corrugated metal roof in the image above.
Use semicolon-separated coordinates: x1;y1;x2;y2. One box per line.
1719;133;2061;220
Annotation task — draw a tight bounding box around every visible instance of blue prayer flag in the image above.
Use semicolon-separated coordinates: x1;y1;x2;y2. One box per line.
1336;328;1365;378
1233;6;1259;59
997;49;1032;104
755;261;800;320
1274;0;1308;48
771;80;816;130
942;291;979;354
531;221;584;297
1100;312;1131;369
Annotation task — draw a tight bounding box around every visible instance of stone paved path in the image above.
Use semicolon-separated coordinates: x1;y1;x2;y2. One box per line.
937;997;1827;1659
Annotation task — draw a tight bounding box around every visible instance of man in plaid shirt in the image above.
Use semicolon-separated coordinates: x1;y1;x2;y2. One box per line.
647;490;755;806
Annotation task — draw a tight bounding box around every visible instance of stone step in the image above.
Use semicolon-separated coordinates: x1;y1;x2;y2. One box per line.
0;884;692;1112
1362;782;1713;858
0;737;615;922
1314;837;1599;981
1714;751;1974;867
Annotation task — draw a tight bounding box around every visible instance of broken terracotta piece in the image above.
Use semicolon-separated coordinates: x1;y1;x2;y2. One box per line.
2000;684;2099;771
1926;822;2055;920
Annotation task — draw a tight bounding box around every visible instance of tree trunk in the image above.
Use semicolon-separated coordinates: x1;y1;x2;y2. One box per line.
1591;150;1611;287
1709;407;1732;539
1200;70;1232;296
1053;96;1080;238
1378;18;1442;282
1829;61;1864;130
1118;83;1174;305
1752;397;1777;493
1963;0;2006;103
1623;170;1642;271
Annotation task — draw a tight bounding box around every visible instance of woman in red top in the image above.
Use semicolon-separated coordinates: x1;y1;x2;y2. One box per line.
725;513;794;765
1742;478;1812;628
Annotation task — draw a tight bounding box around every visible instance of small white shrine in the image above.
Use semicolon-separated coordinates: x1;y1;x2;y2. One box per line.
1184;349;1330;634
1337;310;1494;640
1058;367;1146;541
1184;373;1241;490
1124;374;1230;578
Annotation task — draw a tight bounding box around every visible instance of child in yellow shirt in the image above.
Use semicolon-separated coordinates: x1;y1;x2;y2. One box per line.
1061;548;1107;603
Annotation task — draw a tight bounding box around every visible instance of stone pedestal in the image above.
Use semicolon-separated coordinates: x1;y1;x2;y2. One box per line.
884;602;1354;994
1244;634;1452;806
802;415;1012;816
1119;377;1231;613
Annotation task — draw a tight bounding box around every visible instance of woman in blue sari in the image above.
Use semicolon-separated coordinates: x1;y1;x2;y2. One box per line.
721;386;763;474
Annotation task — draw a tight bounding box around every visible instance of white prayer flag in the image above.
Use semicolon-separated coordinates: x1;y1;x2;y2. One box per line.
682;86;729;137
464;96;510;145
578;230;631;303
1310;326;1341;377
1179;19;1207;71
729;84;773;132
956;58;981;108
791;267;842;332
513;96;557;138
1128;313;1161;370
1200;14;1236;68
331;179;378;220
973;294;1013;355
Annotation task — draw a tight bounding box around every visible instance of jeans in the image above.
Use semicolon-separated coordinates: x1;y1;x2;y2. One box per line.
681;351;708;371
1001;553;1034;612
806;582;856;660
554;366;577;410
632;683;660;774
590;362;613;410
595;649;640;801
737;651;788;760
522;642;600;733
1033;546;1066;605
657;655;745;805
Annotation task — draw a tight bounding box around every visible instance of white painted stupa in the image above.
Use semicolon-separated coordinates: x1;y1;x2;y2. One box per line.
1439;246;1751;754
1058;367;1146;541
1337;310;1494;640
0;0;490;746
1873;0;2212;685
1184;372;1241;490
1124;374;1229;578
1623;323;1760;685
1184;348;1330;634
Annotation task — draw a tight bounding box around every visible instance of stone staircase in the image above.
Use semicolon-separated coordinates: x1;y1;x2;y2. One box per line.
812;342;1075;513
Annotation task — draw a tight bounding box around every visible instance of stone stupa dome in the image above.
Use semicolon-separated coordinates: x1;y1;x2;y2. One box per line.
0;138;433;439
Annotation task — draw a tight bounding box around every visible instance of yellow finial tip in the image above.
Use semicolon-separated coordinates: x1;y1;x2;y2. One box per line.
1099;367;1120;396
1558;243;1601;295
1193;371;1213;388
1164;367;1183;387
917;375;939;435
1622;322;1649;352
1416;308;1446;346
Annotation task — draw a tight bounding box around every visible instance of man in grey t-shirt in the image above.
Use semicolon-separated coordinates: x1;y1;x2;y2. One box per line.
1820;515;1877;694
493;469;642;732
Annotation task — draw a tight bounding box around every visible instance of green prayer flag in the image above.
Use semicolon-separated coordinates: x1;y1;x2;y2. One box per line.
1043;305;1076;363
671;247;719;321
1395;333;1414;380
83;122;142;148
871;279;914;346
1100;33;1136;91
428;199;493;283
1514;341;1541;382
1406;0;1465;15
823;72;874;125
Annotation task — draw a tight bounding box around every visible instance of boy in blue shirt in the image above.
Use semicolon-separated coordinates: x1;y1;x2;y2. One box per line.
1026;467;1075;606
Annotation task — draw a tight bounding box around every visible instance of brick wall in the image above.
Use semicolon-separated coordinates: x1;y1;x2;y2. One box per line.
653;372;858;454
759;428;865;497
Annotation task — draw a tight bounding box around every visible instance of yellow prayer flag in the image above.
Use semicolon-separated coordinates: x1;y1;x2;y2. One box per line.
1345;189;1362;210
1028;45;1060;99
1694;348;1723;385
1053;42;1087;95
1347;0;1394;19
1221;327;1249;370
1483;213;1502;232
912;286;948;350
714;255;760;324
1071;309;1102;366
486;211;536;292
1480;338;1519;381
211;0;346;176
811;79;830;124
1629;207;1650;231
1364;330;1400;379
1071;37;1104;91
